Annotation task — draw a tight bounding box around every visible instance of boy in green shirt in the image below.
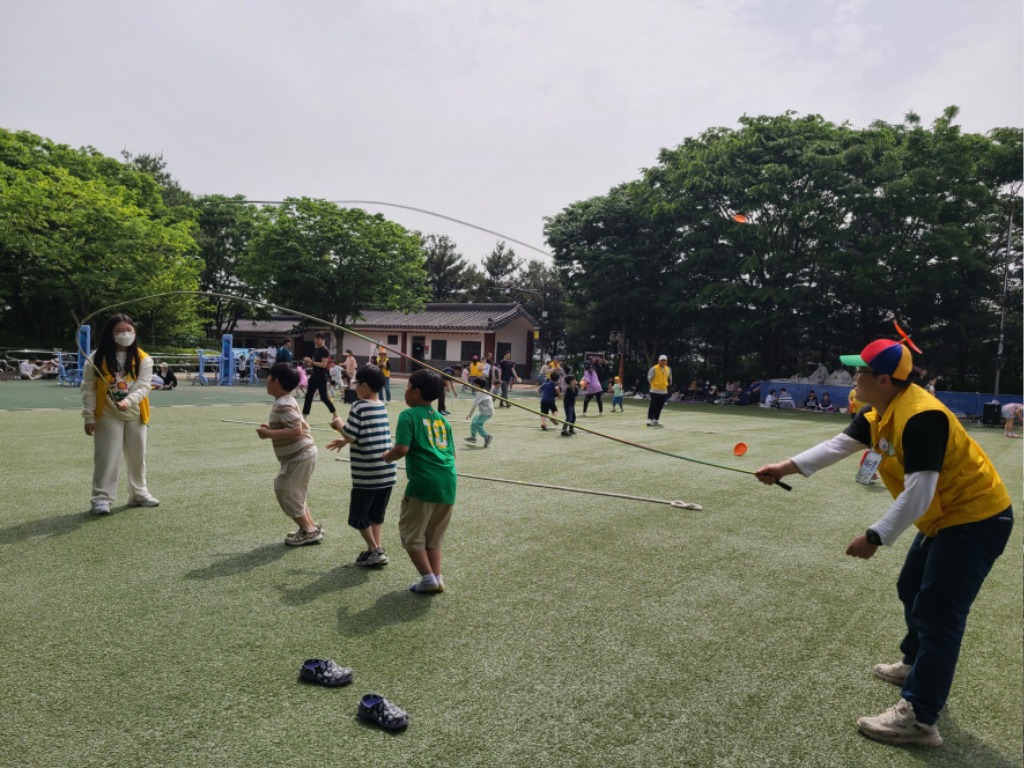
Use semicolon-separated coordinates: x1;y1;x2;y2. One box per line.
382;369;457;593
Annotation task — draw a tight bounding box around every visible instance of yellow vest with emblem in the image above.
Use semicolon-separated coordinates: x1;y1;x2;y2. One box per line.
865;384;1009;537
650;365;671;392
94;350;151;424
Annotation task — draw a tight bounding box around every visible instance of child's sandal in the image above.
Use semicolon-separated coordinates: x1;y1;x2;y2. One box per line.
298;658;353;687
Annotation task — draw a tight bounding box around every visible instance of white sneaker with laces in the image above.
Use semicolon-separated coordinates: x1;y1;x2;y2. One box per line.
872;660;911;686
856;698;942;747
129;496;160;508
90;501;111;515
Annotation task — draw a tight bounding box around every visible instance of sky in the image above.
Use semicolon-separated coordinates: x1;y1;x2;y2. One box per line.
2;0;1021;266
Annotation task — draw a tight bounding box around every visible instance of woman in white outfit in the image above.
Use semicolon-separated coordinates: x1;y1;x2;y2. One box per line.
82;314;159;514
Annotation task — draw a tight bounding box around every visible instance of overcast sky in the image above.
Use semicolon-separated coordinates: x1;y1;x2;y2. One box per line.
2;0;1021;266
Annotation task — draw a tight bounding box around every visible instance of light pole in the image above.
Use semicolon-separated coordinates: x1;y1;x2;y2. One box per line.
994;194;1018;397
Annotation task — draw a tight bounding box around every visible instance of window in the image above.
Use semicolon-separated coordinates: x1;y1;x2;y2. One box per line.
387;335;399;345
430;340;447;360
496;342;512;361
460;341;481;361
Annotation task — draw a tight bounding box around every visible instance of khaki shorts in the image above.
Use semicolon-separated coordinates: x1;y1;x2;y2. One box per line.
399;496;453;551
274;454;316;519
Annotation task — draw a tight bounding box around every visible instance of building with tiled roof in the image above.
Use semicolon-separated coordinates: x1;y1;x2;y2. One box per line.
340;303;538;375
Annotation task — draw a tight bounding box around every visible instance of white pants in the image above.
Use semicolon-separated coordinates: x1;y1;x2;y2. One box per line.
91;416;150;505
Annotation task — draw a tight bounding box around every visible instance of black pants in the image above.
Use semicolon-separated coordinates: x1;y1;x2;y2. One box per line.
647;393;667;421
583;392;603;413
303;376;336;415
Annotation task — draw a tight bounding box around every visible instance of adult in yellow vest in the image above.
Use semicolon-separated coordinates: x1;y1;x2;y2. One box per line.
375;348;392;403
81;314;160;515
646;355;672;427
755;339;1013;748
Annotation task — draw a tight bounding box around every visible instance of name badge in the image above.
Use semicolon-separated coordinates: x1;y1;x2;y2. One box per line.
856;450;883;485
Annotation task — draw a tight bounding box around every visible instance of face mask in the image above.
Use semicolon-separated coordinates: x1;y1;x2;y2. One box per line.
114;332;136;347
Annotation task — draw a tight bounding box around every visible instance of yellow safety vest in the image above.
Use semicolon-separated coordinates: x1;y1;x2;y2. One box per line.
94;349;151;424
865;385;1010;536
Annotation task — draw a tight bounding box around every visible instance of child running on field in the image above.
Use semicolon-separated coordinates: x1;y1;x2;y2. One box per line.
256;362;323;546
382;369;457;594
327;364;396;567
465;376;494;447
538;370;560;431
611;376;624;412
561;375;579;436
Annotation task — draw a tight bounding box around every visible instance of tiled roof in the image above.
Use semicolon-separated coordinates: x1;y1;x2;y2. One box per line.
231;318;304;335
350;303;538;331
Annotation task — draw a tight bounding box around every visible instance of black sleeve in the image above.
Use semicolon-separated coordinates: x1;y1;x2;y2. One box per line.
902;411;949;474
842;411;873;446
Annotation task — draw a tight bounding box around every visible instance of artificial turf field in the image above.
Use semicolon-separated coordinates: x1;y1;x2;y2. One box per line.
1;379;1021;768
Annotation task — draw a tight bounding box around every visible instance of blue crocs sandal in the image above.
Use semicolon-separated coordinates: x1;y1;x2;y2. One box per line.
357;693;409;731
298;658;353;687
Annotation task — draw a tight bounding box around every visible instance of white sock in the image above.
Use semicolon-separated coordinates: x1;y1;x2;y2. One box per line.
421;574;438;585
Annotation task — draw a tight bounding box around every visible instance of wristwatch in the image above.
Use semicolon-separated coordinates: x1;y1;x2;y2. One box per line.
865;529;883;546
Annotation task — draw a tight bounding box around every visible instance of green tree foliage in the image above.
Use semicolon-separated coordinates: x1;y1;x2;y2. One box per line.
467;241;523;301
422;234;473;301
193;195;263;335
0;129;202;346
242;198;428;326
546;111;1023;391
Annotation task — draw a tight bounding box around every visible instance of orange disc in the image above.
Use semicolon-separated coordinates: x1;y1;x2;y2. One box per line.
733;442;748;456
732;214;748;223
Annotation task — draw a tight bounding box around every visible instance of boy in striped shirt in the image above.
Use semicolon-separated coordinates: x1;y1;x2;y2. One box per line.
257;363;323;546
328;364;396;566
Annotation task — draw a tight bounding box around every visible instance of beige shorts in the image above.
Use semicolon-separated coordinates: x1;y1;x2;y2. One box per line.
399;496;453;551
274;454;316;519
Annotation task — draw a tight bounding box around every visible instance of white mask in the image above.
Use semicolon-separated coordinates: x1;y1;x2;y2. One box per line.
114;332;136;347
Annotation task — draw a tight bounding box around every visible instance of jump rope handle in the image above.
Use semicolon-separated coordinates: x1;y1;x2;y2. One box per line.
775;480;792;491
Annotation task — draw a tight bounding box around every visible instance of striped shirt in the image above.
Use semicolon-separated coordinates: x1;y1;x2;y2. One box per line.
342;399;396;488
269;395;316;463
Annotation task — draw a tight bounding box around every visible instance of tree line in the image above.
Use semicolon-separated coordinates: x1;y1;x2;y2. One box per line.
545;109;1022;392
1;108;1020;392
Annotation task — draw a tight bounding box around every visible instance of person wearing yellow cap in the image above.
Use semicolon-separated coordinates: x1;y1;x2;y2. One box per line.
754;338;1013;748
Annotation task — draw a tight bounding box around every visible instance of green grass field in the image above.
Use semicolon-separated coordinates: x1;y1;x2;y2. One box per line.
1;380;1021;767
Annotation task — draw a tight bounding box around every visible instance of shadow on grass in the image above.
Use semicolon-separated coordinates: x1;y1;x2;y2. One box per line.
279;564;370;606
906;705;1019;768
0;507;121;545
184;543;288;580
337;588;432;636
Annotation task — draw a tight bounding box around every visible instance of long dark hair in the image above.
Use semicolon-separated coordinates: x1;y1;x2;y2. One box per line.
95;314;141;378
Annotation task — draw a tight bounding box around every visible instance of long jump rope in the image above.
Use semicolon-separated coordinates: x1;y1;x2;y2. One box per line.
75;290;793;507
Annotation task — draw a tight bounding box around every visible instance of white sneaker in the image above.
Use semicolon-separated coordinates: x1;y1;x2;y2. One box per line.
873;660;911;686
90;502;111;515
129;496;160;508
646;420;652;427
856;698;942;747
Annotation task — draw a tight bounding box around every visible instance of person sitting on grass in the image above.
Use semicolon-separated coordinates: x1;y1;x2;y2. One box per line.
804;389;819;410
464;376;494;447
819;391;835;413
19;359;43;380
256;362;323;547
778;388;796;408
764;388;778;408
158;363;178;390
382;369;456;594
327;364;395;567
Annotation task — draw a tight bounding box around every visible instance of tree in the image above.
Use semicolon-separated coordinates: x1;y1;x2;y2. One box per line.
194;195;263;335
0;129;202;346
422;234;473;301
242;198;428;326
467;241;522;301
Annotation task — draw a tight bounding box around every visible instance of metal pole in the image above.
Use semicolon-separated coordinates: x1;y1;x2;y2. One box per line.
994;198;1015;396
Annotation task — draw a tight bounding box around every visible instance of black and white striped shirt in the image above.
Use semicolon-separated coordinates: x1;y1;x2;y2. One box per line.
342;399;396;488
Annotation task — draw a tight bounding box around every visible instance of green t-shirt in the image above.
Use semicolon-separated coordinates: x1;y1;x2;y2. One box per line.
394;405;457;504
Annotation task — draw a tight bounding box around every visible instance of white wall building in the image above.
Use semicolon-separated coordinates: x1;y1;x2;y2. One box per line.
339;303;539;377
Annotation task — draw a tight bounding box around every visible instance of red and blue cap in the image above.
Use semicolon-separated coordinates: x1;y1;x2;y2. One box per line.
839;339;913;380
